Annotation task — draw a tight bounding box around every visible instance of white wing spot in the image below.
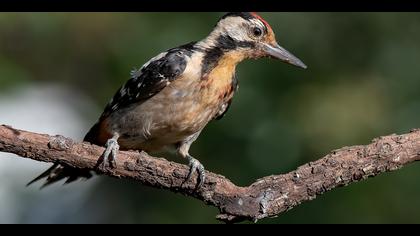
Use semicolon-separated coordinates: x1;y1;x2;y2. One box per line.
130;68;142;78
140;52;168;70
119;87;127;96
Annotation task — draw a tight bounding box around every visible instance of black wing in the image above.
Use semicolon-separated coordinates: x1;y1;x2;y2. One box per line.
100;42;196;118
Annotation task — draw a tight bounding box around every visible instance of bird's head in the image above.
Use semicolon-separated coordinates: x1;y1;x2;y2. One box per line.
203;12;307;69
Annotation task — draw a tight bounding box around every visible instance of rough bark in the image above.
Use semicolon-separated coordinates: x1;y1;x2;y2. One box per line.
0;124;419;223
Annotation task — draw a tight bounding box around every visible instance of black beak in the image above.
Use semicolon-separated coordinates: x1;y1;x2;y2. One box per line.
263;43;307;69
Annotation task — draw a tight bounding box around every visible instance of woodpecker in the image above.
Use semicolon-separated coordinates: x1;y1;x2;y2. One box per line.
28;12;306;189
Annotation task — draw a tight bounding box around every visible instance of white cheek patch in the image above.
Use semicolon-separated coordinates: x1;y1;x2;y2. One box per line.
217;17;252;42
228;28;250;42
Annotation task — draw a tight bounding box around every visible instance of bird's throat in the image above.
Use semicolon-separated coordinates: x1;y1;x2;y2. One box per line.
202;50;245;78
199;51;240;102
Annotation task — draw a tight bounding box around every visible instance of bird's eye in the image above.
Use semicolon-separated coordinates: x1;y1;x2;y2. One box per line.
252;27;263;37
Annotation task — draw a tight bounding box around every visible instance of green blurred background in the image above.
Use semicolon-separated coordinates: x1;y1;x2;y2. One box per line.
0;12;419;223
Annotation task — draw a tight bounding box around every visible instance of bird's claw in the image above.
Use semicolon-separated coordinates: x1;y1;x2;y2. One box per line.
186;156;205;189
99;137;119;171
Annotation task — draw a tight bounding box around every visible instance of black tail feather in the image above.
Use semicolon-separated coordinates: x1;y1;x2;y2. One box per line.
28;120;101;188
84;121;104;145
26;163;60;187
27;163;93;188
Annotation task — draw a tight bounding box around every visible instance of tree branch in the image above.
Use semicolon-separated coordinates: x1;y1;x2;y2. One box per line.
0;124;419;223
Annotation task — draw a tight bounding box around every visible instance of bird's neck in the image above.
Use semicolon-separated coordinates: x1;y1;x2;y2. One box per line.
197;51;239;105
196;30;225;49
213;51;245;69
196;33;247;77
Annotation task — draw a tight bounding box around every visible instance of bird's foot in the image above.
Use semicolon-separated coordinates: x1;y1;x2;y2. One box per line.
185;155;205;189
98;137;119;171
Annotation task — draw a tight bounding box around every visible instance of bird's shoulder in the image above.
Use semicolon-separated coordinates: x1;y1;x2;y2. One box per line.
100;42;197;118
